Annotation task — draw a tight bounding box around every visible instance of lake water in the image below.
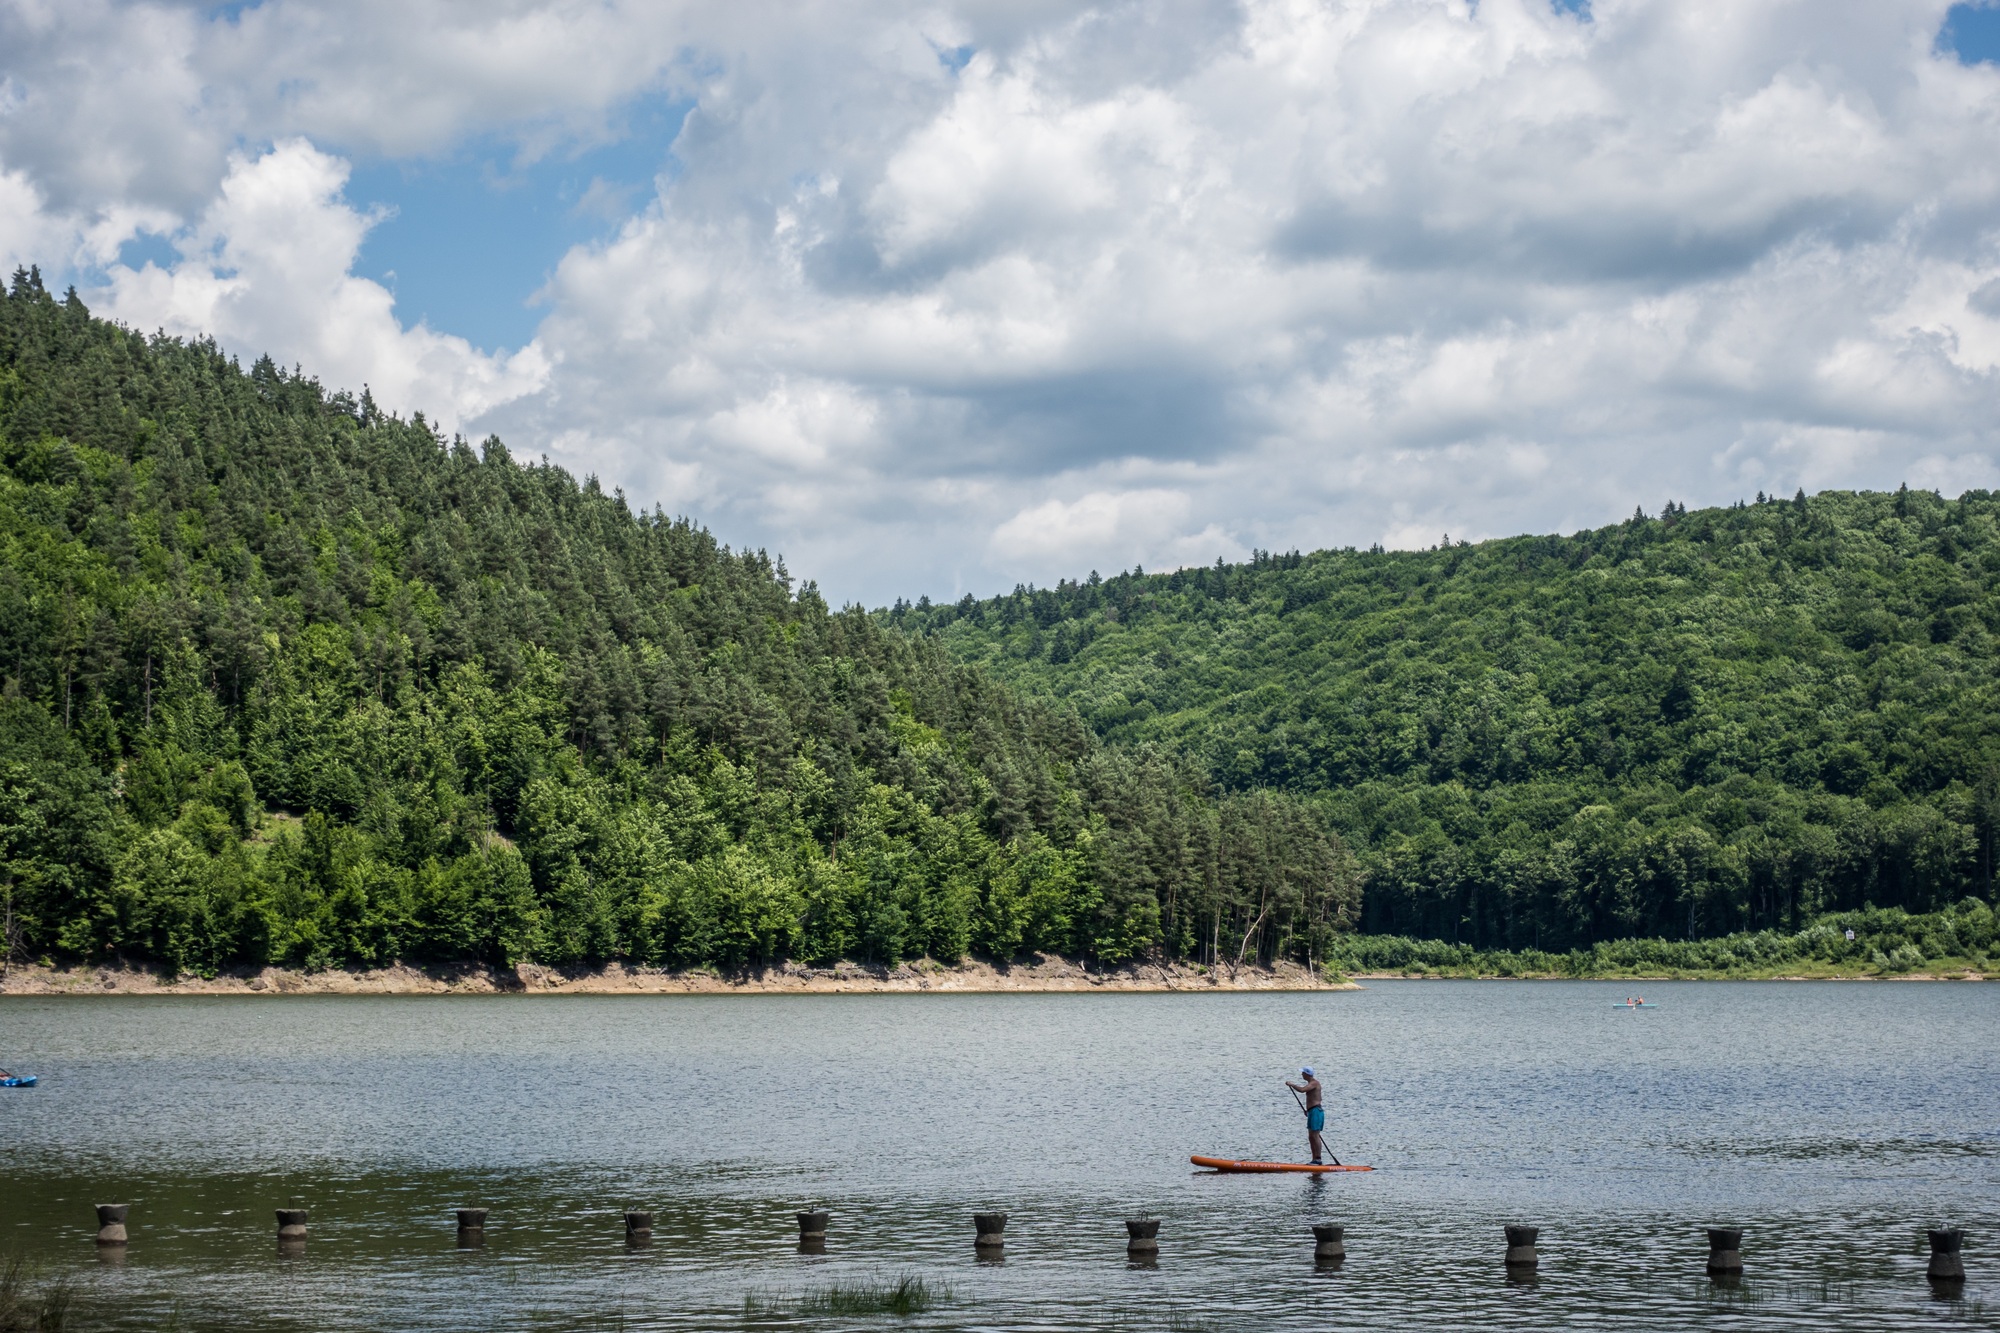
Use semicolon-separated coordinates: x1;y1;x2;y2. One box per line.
0;981;1994;1331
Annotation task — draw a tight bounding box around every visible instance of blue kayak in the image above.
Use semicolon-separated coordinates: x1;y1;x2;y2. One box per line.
1;1076;37;1087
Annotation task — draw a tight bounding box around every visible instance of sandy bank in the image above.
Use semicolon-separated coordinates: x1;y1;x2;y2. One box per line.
0;954;1357;997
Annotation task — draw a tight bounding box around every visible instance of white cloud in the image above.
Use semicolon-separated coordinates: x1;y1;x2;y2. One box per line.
981;483;1249;586
0;0;216;214
98;140;547;436
0;168;74;275
0;163;174;281
4;0;2000;601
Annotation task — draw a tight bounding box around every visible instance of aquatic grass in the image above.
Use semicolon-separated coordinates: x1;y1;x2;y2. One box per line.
0;1255;74;1333
744;1271;948;1318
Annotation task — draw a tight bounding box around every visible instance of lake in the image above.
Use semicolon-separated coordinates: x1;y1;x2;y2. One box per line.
1;980;1994;1330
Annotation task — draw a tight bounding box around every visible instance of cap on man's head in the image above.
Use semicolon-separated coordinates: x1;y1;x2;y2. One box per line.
1301;1067;1315;1077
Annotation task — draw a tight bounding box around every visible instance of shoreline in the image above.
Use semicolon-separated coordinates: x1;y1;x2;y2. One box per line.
2;958;1987;997
0;955;1357;997
1346;970;1991;982
1344;960;1984;980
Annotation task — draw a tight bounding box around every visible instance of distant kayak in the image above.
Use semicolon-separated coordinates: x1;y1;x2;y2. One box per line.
1;1075;36;1087
1611;1002;1658;1008
1191;1155;1372;1173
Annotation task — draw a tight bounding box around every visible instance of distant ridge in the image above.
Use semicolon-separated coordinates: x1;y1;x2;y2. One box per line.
899;488;2000;948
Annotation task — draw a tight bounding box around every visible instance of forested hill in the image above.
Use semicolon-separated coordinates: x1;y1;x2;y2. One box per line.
0;271;1358;977
894;490;2000;948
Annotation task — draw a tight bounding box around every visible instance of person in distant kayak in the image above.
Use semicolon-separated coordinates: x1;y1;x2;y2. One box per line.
1286;1067;1333;1165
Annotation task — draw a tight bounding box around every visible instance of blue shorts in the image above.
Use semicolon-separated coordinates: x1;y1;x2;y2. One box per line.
1307;1106;1325;1133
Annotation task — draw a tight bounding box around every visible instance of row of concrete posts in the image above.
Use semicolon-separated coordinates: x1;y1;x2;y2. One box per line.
87;1205;1970;1285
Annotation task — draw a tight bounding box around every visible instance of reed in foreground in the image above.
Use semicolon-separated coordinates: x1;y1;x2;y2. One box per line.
0;1256;73;1333
744;1272;948;1318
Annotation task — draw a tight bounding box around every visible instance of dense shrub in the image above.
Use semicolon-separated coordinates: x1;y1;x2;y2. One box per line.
1325;900;1997;977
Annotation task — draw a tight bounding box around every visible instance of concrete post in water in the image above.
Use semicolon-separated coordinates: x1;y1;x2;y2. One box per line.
1706;1228;1743;1275
973;1212;1007;1253
276;1209;309;1243
1312;1223;1345;1262
624;1212;654;1247
1126;1218;1161;1256
456;1209;487;1247
94;1204;129;1246
1503;1225;1538;1269
796;1210;829;1253
1927;1229;1965;1283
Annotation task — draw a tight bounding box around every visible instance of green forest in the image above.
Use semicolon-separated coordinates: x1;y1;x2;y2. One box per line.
0;271;1355;978
896;488;2000;954
2;269;1995;981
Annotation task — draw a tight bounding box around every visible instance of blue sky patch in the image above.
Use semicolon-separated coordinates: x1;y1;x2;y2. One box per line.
1940;2;2000;64
349;98;691;351
115;232;180;275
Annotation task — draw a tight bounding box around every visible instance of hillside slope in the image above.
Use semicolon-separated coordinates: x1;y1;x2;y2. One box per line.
897;492;2000;948
0;271;1355;976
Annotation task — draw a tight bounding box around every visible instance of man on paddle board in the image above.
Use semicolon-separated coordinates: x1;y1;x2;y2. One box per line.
1286;1068;1332;1165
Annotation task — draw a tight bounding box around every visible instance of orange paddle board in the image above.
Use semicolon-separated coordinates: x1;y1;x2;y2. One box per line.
1191;1155;1373;1173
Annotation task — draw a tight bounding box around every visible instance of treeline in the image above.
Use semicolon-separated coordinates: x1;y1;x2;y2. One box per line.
1327;900;1998;979
0;271;1357;977
898;488;2000;951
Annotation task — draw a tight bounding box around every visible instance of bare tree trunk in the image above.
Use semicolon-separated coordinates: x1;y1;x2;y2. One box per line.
1;891;19;981
1235;898;1272;971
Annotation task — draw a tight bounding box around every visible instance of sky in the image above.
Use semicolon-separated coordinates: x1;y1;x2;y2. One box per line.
3;0;2000;607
